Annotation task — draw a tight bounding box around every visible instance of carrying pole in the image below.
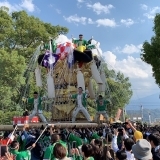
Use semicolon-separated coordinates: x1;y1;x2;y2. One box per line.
0;123;105;131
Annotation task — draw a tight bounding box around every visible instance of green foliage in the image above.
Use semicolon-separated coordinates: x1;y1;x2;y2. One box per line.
107;71;132;116
0;8;68;124
0;110;21;125
0;49;26;109
0;7;13;45
99;64;133;117
0;9;68;59
141;13;160;86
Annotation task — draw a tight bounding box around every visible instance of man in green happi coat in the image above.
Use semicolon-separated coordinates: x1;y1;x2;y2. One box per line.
23;91;47;123
72;34;92;48
94;95;111;122
43;134;67;160
9;140;33;160
70;87;91;123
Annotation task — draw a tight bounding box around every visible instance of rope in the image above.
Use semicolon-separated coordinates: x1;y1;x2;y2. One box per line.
19;45;41;110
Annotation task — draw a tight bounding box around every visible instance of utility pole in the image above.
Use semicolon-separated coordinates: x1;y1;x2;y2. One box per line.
123;108;126;122
141;105;143;125
148;113;151;125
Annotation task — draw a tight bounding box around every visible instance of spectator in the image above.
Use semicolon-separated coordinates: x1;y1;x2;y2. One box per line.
132;139;152;160
124;138;135;160
102;146;114;160
43;134;67;160
116;149;127;160
128;121;143;142
133;131;143;142
9;140;35;160
53;143;71;160
81;144;94;160
148;133;160;160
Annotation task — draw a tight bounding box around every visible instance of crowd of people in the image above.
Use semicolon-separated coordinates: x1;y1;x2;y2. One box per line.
1;85;159;160
1;86;160;160
0;120;160;160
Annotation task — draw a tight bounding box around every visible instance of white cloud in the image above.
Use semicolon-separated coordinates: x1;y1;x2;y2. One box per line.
141;4;160;19
49;4;53;8
140;19;145;23
103;51;159;99
96;18;116;27
104;51;116;66
20;0;35;12
49;4;61;14
120;19;135;27
115;44;142;54
77;0;84;3
0;1;20;12
56;9;61;14
104;51;150;79
140;4;148;10
137;18;145;23
87;2;114;15
77;0;84;8
88;18;94;24
64;16;116;27
63;14;87;25
0;0;36;13
144;7;160;19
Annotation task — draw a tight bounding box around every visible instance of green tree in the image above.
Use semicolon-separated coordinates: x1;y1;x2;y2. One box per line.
0;8;68;112
0;49;26;109
0;7;13;47
96;63;133;117
0;9;68;58
141;13;160;86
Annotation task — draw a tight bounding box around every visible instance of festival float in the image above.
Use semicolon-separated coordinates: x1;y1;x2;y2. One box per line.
7;34;113;130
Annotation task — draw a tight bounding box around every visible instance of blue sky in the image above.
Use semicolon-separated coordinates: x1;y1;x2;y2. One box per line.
1;0;160;100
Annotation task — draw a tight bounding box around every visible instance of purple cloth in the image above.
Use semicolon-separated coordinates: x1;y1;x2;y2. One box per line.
40;51;59;68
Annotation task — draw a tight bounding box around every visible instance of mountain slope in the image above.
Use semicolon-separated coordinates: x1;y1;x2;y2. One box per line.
126;92;160;110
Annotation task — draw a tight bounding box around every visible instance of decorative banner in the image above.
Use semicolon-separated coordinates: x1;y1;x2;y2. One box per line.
90;61;103;84
35;66;42;87
77;70;85;92
42;51;59;68
47;73;55;98
56;42;75;60
115;109;122;121
98;71;106;92
88;79;95;99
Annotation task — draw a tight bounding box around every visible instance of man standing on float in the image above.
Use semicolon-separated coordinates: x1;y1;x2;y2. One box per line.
23;91;47;123
94;95;111;122
70;87;91;122
72;34;91;47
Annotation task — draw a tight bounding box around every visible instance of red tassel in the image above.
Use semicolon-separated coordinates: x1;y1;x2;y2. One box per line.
78;62;83;68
